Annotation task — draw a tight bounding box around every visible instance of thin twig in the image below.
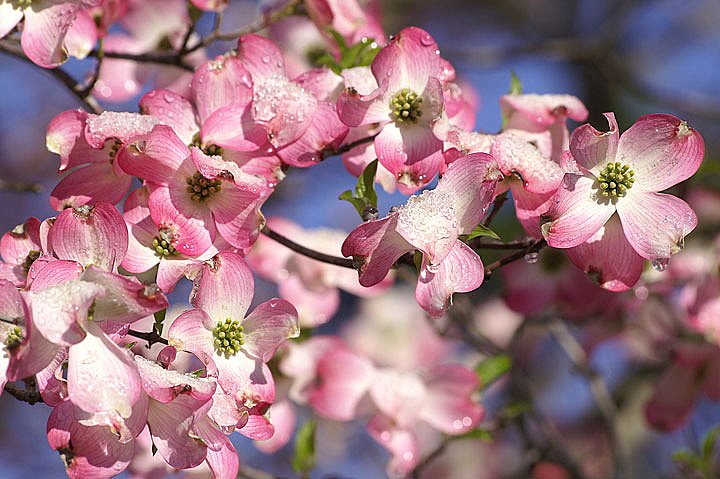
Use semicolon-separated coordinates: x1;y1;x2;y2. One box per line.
0;179;43;193
261;225;356;269
80;37;103;97
322;133;379;160
127;329;169;346
0;40;102;114
483;238;546;277
3;382;43;405
548;318;630;479
471;237;536;250
483;191;508;227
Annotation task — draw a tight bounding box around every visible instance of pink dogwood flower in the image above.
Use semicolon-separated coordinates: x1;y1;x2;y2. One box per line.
542;113;704;270
337;26;446;193
342;153;502;316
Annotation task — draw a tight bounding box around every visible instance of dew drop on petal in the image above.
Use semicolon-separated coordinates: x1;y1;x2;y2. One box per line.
419;34;434;46
524;252;539;264
651;258;669;272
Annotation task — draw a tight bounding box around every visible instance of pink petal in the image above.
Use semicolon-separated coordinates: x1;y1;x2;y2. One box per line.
616;191;697;261
28;258;83;290
46;109;98;171
192;251;254;322
336;87;389;127
117;125;191;184
242;298;299;362
192;54;254;124
196;420;240;479
645;362;701;432
512;187;555;239
436;152;502;232
49;202;128;271
201;103;267;151
309;347;375;420
120;223;161;276
615;114;705;192
36;349;68;406
208;186;263;251
370;26;441;94
374;122;443;192
168;309;216;370
415;240;484;318
0;3;22;39
26;278;103;346
47;400;134;479
140;89;198;145
566;215;643;291
419;364;483;434
278;274;340;327
214;355;276;406
236;34;286;83
147;395;209;469
21;0;79;68
134;355;215;403
147;186;214;257
68;322;141;420
277;102;349;167
369;370;426;426
367;415;419;476
501;93;588;131
63;8;97;60
80;267;168;323
569;112;619;174
1;217;42;265
341;214;414;287
541;174;616;249
50;162;132;210
254;400;296;453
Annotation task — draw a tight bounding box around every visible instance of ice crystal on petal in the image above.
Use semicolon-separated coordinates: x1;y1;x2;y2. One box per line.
398;190;458;246
252;75;312;124
85;112;158;148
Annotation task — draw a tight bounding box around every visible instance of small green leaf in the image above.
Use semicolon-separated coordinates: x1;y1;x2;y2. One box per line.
153;309;166;335
702;426;720;463
191;369;206;378
501;400;531;420
339;160;379;218
125;341;138;349
458;428;494;442
464;224;501;242
292;420;317;474
509;71;523;95
672;449;703;470
475;354;512;388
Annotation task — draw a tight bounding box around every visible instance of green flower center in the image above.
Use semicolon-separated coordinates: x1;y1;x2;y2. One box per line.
390;88;423;125
152;236;177;257
190;132;224;157
4;326;23;350
186;172;222;202
15;0;34;8
597;161;635;198
212;318;244;357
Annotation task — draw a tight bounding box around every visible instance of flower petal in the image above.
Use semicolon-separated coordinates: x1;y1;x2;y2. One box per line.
541;174;616;249
242;298;299;362
140;89;198;145
616;191;697;261
21;0;79;68
569;112;619;174
616;114;705;192
192;251;254;321
192;54;254;124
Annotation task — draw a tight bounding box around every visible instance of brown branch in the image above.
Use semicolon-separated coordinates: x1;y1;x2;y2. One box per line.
483;191;509;227
79;37;103;97
261;225;356;269
0;39;102;114
483;238;547;278
548;319;630;479
471;237;536;250
127;329;169;346
4;382;43;405
321;133;379;160
0;178;43;193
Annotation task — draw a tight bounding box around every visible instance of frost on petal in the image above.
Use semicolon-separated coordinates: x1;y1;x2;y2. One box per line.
615;114;705;192
569;112;619;174
397;189;458;266
252;74;318;147
541;174;616;249
277;102;349;167
50;202;128;271
341;215;413;287
415;240;484;318
616;191;697;261
67;322;141;420
135;355;216;403
435;152;502;233
501;93;588;131
242;298;299;362
566;215;643;292
85;112;159;149
491;130;562;194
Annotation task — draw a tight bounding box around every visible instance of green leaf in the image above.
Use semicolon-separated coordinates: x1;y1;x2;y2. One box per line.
702;426;720;463
475;354;512;388
501;400;531;420
339;160;379;218
509;71;523;95
458;428;494;442
153;309;167;335
672;449;703;470
464;224;501;242
292;420;317;474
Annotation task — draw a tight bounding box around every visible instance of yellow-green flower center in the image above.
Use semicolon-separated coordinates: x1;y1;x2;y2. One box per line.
15;0;34;8
186;172;222;202
190;132;224;157
390;88;423;125
4;326;23;349
212;318;244;357
152;236;177;257
597;161;635;198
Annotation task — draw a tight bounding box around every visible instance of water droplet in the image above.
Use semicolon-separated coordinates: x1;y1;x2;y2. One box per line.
261;55;271;64
651;258;669;272
419;34;434;46
524;252;539;264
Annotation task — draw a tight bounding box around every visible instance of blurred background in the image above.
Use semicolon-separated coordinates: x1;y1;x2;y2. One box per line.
0;0;719;477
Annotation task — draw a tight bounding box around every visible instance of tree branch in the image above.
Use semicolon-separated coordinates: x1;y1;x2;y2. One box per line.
127;329;169;346
261;225;356;269
483;239;547;277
